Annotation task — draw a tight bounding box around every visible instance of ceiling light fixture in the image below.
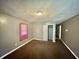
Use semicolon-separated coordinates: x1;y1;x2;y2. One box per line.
36;11;43;16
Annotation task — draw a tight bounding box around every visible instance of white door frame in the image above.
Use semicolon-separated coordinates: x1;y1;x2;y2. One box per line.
52;24;56;42
43;24;48;41
59;25;62;39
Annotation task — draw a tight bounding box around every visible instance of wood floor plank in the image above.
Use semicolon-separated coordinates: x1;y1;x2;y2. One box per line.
3;40;76;59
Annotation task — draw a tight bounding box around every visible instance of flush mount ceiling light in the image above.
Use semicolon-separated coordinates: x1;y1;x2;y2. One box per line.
35;11;43;16
36;11;43;16
29;9;50;17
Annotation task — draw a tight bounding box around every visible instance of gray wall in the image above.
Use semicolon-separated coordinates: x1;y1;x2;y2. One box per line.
32;23;43;40
61;14;79;57
0;13;33;57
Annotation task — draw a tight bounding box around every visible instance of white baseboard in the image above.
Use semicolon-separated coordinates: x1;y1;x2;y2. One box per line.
60;39;79;59
32;37;43;41
0;39;34;59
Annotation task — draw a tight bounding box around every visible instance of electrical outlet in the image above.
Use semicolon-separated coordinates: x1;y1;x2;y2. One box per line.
14;43;18;47
65;41;67;43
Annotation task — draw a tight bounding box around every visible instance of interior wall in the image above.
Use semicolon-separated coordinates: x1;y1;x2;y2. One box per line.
0;13;33;57
61;14;79;57
32;23;43;40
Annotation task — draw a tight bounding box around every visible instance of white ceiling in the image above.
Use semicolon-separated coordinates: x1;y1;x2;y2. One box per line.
0;0;79;23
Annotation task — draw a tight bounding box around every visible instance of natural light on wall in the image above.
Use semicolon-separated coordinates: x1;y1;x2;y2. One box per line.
0;16;7;24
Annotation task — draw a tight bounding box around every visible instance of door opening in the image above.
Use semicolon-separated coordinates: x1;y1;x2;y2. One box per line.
48;25;53;41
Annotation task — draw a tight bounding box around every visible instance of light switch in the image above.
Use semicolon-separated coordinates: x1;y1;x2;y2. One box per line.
65;29;68;32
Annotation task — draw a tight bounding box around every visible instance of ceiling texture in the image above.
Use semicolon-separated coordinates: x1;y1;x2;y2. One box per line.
0;0;79;23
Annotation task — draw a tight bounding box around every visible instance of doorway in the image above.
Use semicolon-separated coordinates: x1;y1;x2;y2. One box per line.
48;25;53;41
43;24;56;42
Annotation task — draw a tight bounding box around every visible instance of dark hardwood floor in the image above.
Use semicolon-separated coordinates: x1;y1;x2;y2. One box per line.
3;40;76;59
